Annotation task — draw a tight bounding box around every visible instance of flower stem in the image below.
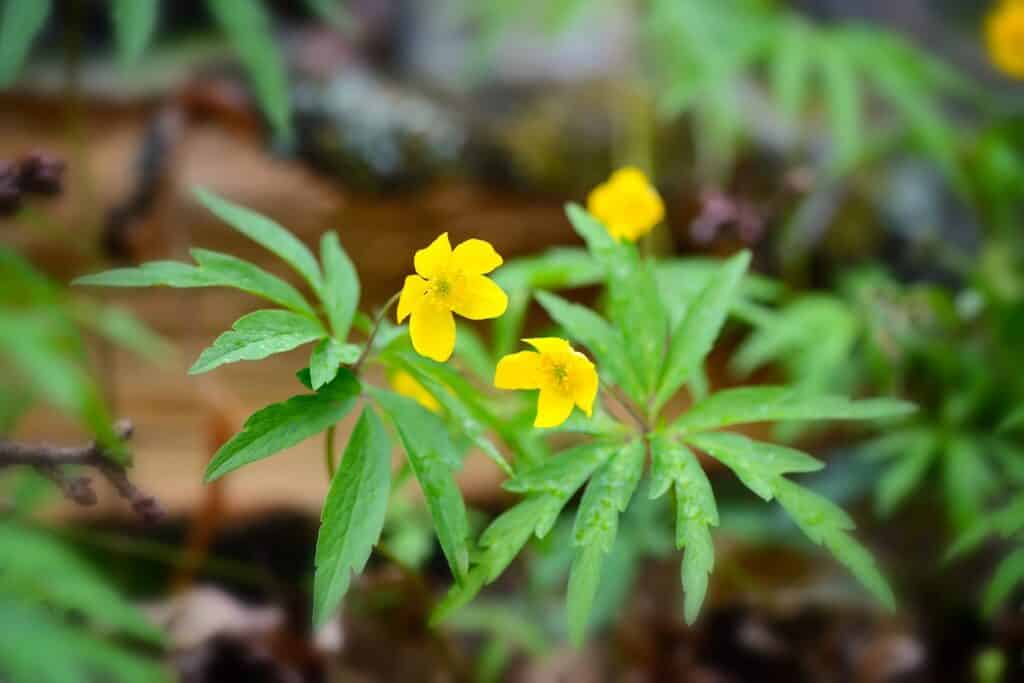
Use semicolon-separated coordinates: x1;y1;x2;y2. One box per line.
324;424;337;480
353;291;401;375
600;380;649;433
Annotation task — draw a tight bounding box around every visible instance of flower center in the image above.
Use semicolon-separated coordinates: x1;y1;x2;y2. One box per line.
542;354;576;395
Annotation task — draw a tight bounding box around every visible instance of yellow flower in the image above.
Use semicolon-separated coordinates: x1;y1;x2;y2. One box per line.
398;233;508;362
586;166;665;242
494;338;598;428
987;0;1024;78
390;370;441;412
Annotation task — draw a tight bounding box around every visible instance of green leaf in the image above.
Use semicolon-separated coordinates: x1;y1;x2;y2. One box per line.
72;301;172;363
565;203;667;396
313;407;391;627
431;496;561;624
655;250;750;410
373;390;471;581
205;369;359;480
648;434;717;524
387;353;513;477
678;510;714;624
190;248;316;315
983;548;1024;616
0;600;169;683
111;0;157;66
504;441;615;500
75;250;316;317
0;522;164;644
948;493;1024;561
773;477;894;609
309;337;359;390
649;432;718;622
189;310;325;374
0;0;50;86
675;386;915;434
0;311;119;455
319;231;360;340
193;188;320;293
686;431;822;501
1002;406;1024;433
534;291;641;397
566;440;644;643
876;434;936;517
206;0;292;142
566;542;603;646
943;437;996;532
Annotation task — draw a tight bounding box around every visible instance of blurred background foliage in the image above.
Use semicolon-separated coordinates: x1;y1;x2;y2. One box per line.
1;0;1023;680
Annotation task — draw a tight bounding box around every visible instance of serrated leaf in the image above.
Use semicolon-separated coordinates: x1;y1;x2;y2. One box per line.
0;0;51;86
373;390;471;581
535;291;642;397
111;0;157;66
686;431;822;501
655;250;750;410
0;522;163;644
75;250;316;316
504;442;615;498
309;337;359;389
679;512;714;624
319;231;359;340
675;386;915;434
193;188;319;292
565;440;644;642
313;407;391;627
205;369;359;480
649;434;717;522
206;0;292;142
189;310;325;374
773;477;894;609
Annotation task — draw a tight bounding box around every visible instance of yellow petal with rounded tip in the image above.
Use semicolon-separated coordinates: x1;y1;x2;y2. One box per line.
534;388;575;428
494;351;544;390
452;275;508;320
610;166;650;187
524;337;573;354
571;354;599;416
409;302;456;362
414;233;452;279
451;238;503;275
397;274;429;323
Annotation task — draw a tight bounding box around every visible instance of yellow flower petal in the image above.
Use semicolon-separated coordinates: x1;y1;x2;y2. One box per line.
586;166;665;242
397;274;428;323
391;370;441;412
414;232;452;279
524;337;573;354
494;351;544;390
988;1;1024;78
409;302;456;362
451;238;503;275
570;354;598;416
534;388;575;428
452;275;508;320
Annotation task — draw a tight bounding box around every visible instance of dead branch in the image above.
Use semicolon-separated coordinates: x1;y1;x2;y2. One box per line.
0;419;163;523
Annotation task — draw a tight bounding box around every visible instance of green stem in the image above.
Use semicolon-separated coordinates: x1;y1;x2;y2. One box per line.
600;380;649;433
353;291;402;375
